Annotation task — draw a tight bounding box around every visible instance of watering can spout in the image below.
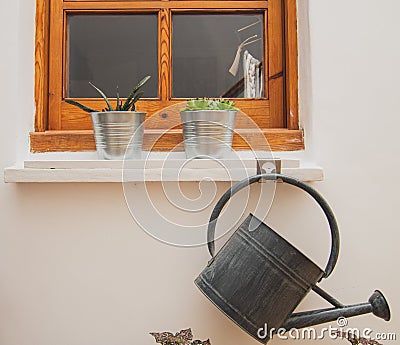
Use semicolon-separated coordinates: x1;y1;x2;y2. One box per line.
282;290;391;330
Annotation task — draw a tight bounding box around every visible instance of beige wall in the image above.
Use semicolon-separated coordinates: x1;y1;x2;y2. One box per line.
1;0;399;344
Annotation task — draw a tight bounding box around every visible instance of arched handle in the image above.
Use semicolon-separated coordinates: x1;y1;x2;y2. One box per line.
207;174;340;279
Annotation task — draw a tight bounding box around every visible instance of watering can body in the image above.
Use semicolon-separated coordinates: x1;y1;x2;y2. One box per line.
195;214;324;342
195;174;390;343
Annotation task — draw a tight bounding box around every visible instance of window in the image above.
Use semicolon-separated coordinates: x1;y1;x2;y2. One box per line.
32;0;303;152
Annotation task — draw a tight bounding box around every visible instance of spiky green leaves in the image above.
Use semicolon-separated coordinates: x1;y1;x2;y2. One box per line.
89;82;114;111
65;99;98;113
116;86;121;111
64;75;151;113
122;75;151;111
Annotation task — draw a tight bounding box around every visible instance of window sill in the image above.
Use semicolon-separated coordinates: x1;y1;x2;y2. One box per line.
4;156;323;183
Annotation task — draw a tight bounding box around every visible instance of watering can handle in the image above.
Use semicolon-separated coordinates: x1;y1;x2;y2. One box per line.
207;173;340;279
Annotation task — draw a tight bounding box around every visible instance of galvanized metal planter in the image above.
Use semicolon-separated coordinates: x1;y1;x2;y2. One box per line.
180;110;237;159
91;111;146;160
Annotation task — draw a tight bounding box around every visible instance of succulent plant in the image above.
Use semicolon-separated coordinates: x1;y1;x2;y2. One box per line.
65;75;151;113
182;98;238;111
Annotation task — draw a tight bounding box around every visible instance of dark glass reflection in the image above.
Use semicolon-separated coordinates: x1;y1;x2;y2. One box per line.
68;14;158;98
172;14;264;98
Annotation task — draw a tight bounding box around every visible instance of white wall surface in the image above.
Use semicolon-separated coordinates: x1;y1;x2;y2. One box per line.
1;0;399;344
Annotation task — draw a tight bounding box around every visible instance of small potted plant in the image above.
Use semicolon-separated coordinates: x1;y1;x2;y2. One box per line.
180;98;239;159
66;76;150;160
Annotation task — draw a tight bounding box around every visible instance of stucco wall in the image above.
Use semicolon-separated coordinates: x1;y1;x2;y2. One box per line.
1;1;399;344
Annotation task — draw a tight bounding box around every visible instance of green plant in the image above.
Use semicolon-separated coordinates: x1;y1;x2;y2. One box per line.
182;98;239;111
65;75;151;113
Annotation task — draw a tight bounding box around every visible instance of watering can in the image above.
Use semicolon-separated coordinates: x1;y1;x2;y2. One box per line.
195;174;391;343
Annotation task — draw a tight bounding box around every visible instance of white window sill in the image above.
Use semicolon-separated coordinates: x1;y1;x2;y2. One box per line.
4;153;323;183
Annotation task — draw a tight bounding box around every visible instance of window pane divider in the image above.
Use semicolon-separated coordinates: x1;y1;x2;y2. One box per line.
63;1;269;11
159;8;171;101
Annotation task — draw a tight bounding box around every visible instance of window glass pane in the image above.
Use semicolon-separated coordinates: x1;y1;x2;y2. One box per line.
172;13;264;99
67;14;158;98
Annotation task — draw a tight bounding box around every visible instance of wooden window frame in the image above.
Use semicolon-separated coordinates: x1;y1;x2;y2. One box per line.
32;0;303;152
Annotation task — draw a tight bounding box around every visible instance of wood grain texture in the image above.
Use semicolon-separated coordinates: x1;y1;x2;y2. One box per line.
63;1;269;10
159;9;170;100
268;0;285;128
263;10;269;99
284;0;299;130
30;129;304;152
34;0;50;132
48;0;64;130
60;99;271;129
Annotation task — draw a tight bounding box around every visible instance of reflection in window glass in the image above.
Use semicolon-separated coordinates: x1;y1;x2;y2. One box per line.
67;14;158;98
172;14;264;98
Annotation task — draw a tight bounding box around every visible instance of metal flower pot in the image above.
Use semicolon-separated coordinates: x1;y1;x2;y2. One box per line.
91;111;146;160
180;110;237;159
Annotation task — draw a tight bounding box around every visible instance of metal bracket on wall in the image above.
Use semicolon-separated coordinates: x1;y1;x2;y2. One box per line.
256;159;282;183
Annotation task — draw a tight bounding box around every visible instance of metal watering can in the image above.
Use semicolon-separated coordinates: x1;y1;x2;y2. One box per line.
195;174;391;343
